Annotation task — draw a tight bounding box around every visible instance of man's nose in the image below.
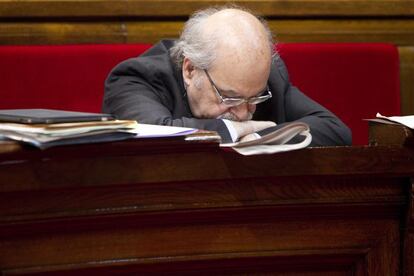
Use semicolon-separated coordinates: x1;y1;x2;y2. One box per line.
230;103;255;121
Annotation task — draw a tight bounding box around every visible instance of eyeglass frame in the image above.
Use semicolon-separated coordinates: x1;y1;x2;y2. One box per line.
203;69;272;107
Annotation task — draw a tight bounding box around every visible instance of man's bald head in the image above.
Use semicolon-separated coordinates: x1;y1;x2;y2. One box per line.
202;9;272;83
204;9;272;62
170;6;274;70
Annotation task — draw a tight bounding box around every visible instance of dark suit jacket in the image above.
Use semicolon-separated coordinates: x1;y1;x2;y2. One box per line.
103;40;352;145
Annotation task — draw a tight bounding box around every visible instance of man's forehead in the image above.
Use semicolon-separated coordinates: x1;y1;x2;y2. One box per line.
212;33;272;75
210;53;271;90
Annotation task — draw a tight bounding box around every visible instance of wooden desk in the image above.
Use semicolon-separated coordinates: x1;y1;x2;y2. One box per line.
0;137;413;275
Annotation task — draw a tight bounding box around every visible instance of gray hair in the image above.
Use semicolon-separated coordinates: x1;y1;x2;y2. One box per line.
170;5;275;70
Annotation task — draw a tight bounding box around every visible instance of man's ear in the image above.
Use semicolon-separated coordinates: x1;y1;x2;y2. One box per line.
182;57;195;86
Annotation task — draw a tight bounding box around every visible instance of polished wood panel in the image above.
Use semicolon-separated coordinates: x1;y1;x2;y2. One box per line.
0;22;126;45
0;130;413;274
400;47;414;115
0;0;413;18
369;121;414;146
404;178;414;276
1;19;414;45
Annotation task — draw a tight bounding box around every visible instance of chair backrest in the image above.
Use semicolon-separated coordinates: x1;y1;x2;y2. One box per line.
0;43;400;145
0;44;152;113
277;43;400;145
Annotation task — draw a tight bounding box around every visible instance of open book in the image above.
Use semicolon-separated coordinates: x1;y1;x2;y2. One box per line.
220;122;312;155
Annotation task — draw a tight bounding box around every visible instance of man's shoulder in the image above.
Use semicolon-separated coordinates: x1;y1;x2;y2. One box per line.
270;55;289;82
114;40;178;79
265;55;290;97
140;39;176;58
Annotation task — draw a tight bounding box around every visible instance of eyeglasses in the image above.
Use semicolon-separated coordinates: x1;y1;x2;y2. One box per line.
204;69;272;107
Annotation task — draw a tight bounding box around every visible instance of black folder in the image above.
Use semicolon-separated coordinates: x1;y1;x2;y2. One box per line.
0;109;114;124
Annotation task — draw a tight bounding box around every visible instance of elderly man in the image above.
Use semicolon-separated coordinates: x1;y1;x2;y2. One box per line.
103;6;351;145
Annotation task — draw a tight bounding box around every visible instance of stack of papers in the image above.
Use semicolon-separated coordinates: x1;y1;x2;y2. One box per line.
372;113;414;129
0;120;138;149
0;109;222;149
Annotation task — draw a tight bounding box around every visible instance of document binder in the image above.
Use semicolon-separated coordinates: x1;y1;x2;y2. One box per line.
0;109;114;124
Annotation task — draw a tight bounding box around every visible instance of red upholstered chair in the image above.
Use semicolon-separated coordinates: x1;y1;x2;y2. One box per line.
0;44;152;113
0;43;400;145
277;43;401;145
